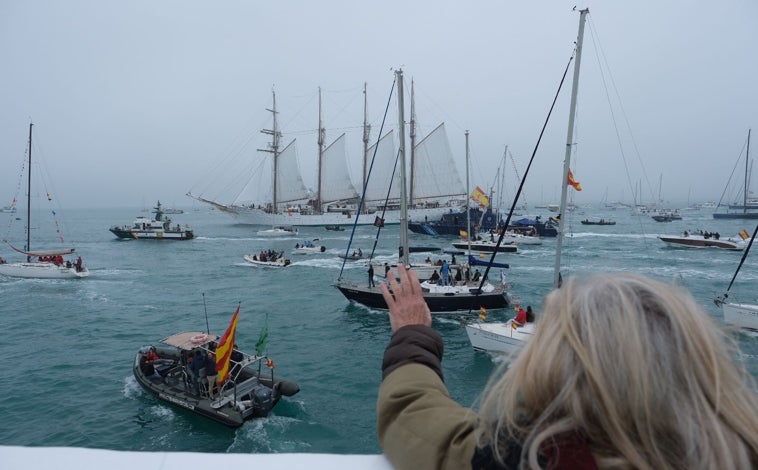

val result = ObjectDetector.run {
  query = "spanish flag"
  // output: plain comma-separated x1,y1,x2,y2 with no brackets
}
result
215,306,240,383
470,186,490,208
739,229,750,240
479,306,487,321
567,169,582,191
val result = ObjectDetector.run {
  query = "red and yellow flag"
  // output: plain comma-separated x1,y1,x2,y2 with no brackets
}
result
479,306,487,321
739,229,750,240
470,186,490,208
215,306,240,383
567,169,582,191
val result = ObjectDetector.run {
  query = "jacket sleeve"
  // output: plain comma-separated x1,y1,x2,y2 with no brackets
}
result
377,325,479,470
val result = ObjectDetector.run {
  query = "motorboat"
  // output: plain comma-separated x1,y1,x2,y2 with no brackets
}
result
580,218,616,225
110,201,194,240
292,240,326,254
256,226,298,237
659,230,746,251
243,254,291,267
133,327,299,428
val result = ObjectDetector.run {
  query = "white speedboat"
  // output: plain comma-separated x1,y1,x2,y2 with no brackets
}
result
256,226,298,237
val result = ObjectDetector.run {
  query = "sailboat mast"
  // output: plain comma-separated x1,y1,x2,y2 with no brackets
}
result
553,8,588,288
744,129,751,214
258,90,280,213
26,122,33,261
362,82,370,214
317,87,325,213
409,79,416,206
396,70,409,266
466,130,471,252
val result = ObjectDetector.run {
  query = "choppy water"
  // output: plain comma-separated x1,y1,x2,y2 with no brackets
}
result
0,206,756,454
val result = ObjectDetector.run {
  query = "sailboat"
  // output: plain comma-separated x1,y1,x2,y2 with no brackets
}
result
713,129,758,219
0,123,89,279
714,224,758,331
465,9,589,354
334,70,511,313
189,85,465,227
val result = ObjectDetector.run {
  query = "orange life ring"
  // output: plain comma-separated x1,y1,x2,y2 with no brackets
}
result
191,334,209,344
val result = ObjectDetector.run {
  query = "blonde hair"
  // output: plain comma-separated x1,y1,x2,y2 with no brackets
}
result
477,273,758,469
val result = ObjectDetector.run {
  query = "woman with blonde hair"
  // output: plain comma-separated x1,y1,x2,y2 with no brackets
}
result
377,266,758,469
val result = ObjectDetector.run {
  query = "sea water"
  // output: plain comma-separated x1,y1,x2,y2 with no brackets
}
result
0,207,756,454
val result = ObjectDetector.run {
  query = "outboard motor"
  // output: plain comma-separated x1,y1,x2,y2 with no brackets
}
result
252,387,274,417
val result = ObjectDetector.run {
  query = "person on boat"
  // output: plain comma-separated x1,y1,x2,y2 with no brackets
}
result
376,266,758,469
358,248,363,257
0,256,4,264
454,267,462,284
429,270,440,284
513,305,527,327
451,254,457,265
139,347,161,380
368,264,376,288
440,260,450,286
187,350,204,394
75,256,83,272
525,305,535,323
425,256,432,264
205,349,218,399
472,269,481,282
465,265,471,282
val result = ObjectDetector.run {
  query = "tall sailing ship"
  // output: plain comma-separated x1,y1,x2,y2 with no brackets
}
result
189,85,465,226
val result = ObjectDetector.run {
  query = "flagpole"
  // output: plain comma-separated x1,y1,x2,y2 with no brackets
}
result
202,293,210,334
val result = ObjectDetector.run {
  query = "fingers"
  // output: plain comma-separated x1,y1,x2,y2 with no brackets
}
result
380,282,395,310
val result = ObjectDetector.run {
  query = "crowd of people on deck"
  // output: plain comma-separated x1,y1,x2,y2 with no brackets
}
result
683,229,720,239
33,254,85,272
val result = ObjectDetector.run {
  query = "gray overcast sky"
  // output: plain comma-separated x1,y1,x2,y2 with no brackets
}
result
1,1,756,209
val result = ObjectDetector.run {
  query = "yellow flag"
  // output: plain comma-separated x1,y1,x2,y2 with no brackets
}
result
479,306,487,321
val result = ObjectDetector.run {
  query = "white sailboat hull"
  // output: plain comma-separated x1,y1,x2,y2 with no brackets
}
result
465,319,536,355
222,205,454,227
0,262,89,279
721,301,758,331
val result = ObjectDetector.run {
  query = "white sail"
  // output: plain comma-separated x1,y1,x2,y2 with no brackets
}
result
412,123,465,200
363,130,401,201
321,134,359,203
275,140,310,204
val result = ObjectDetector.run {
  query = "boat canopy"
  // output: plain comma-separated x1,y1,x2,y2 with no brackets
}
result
160,331,220,350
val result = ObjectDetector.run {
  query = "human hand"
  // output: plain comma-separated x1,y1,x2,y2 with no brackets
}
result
380,264,432,332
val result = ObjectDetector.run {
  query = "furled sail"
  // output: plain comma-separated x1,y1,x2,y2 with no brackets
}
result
363,130,401,202
412,123,465,200
321,134,359,203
